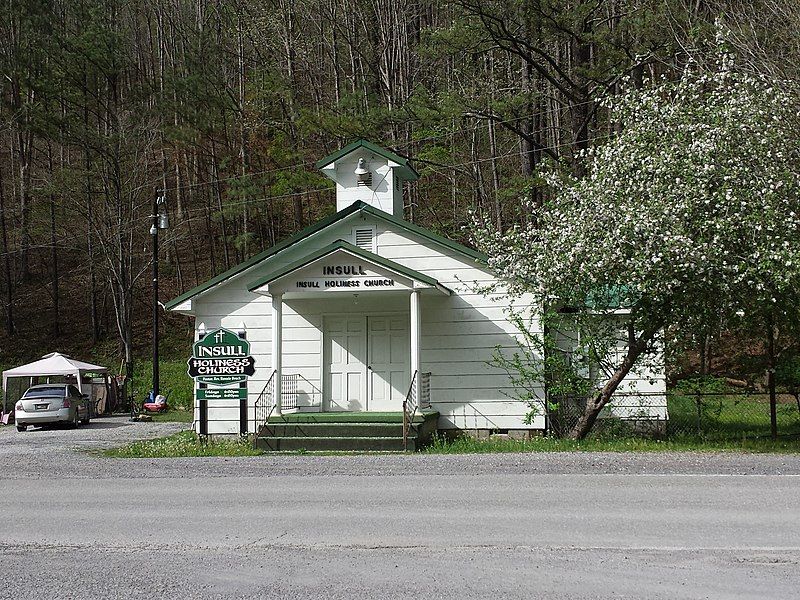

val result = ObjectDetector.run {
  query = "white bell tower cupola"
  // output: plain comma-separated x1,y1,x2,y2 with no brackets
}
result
316,139,420,218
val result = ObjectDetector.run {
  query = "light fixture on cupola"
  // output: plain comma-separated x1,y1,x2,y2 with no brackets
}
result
354,157,372,186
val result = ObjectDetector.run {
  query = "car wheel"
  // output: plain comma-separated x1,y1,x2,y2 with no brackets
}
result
16,424,27,432
81,412,90,426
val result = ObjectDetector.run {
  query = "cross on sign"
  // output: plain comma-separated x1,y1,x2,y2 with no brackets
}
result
214,331,225,343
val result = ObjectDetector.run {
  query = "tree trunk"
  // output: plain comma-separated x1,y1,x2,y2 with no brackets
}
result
767,313,777,440
46,144,60,337
49,193,60,337
16,128,33,281
210,139,230,270
0,167,14,335
237,11,249,257
293,196,305,229
569,322,660,440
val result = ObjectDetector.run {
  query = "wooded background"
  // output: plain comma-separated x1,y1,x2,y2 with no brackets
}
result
0,0,797,371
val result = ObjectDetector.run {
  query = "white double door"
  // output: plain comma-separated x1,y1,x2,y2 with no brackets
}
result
324,314,409,412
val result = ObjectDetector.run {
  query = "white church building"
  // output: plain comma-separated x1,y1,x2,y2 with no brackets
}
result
166,140,666,440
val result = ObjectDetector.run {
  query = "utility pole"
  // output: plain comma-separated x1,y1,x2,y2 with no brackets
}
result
151,189,169,397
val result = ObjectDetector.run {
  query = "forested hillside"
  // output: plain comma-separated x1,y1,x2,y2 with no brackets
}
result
0,0,797,373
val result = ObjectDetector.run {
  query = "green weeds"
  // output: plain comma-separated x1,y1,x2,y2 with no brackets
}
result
104,430,261,458
423,432,800,454
148,409,193,423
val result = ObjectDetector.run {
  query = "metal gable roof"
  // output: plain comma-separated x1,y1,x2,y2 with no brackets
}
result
315,139,420,181
164,201,486,311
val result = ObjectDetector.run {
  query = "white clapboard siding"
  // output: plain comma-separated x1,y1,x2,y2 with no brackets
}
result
438,413,546,430
613,378,665,394
432,399,543,414
430,374,523,390
195,219,360,304
420,319,527,337
429,294,538,312
418,360,507,377
425,333,533,351
610,359,667,421
605,399,668,420
191,301,271,318
431,389,539,404
282,354,322,370
422,305,521,323
423,346,525,363
197,422,241,435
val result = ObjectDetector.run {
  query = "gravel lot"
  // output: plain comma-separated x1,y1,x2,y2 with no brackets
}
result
1,417,799,599
2,415,800,479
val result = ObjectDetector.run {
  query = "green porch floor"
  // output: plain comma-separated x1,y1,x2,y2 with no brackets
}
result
267,410,438,424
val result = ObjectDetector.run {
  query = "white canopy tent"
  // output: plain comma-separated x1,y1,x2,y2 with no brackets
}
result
2,353,108,413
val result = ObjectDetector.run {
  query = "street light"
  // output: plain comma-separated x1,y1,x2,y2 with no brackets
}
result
151,189,168,397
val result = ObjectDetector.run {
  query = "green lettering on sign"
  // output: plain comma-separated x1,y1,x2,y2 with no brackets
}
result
188,328,255,404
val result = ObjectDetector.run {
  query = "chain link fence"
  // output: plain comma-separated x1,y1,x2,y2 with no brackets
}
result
545,390,800,440
666,391,800,440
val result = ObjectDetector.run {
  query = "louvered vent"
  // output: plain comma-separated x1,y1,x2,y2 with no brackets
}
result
354,227,374,251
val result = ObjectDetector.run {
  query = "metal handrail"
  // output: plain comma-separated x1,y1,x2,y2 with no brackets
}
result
419,372,431,408
253,372,326,444
253,370,277,440
402,370,419,451
280,373,324,410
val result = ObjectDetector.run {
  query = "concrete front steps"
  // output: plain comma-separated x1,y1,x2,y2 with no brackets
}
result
255,411,439,452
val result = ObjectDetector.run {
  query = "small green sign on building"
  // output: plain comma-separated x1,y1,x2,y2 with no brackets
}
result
187,328,255,401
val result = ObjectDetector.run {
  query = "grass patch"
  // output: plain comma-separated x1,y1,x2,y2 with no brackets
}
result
424,433,800,454
104,430,261,458
148,409,193,423
424,391,800,454
666,393,800,440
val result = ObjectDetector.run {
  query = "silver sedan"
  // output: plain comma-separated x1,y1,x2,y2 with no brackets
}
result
14,384,91,432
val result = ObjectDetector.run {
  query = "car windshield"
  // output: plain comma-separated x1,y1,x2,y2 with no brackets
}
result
23,386,66,398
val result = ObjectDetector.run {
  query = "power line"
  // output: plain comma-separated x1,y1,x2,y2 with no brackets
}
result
157,132,615,219
132,98,599,196
165,131,613,219
391,97,598,150
134,158,318,194
0,100,603,219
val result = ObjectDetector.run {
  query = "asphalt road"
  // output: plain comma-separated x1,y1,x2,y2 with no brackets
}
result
0,418,799,599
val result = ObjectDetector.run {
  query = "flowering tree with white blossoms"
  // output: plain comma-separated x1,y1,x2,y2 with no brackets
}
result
474,47,800,440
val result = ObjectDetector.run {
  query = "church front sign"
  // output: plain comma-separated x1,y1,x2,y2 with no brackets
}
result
287,261,405,293
187,328,255,400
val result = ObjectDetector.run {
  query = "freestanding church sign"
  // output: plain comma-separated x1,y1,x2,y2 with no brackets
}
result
188,327,254,435
188,328,255,396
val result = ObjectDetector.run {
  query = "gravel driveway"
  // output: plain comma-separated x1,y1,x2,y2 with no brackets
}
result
0,416,185,479
2,415,800,480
